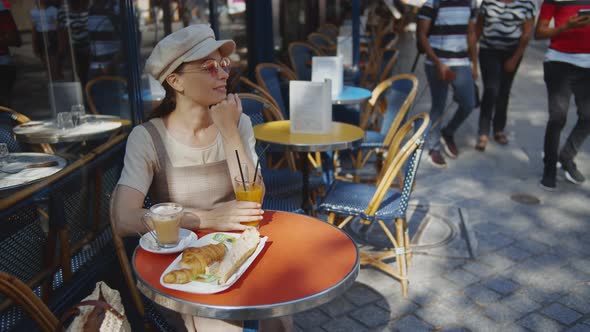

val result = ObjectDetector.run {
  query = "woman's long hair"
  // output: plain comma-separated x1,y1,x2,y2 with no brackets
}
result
148,64,185,120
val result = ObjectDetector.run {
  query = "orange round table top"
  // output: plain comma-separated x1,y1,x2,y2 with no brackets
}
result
133,211,359,320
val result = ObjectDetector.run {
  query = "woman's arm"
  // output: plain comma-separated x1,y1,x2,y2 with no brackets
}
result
111,185,150,236
112,185,261,236
210,94,257,188
505,18,534,73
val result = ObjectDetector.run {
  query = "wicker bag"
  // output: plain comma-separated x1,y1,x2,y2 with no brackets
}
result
62,281,131,332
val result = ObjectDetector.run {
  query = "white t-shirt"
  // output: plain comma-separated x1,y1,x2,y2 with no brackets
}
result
118,114,258,196
30,7,58,32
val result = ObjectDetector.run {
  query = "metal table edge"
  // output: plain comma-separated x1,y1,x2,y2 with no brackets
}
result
132,222,360,320
255,137,363,153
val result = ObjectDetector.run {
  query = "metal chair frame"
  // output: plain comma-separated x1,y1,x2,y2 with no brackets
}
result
0,272,60,332
287,41,322,81
321,113,430,296
0,133,128,331
355,74,419,174
85,75,128,115
307,32,337,56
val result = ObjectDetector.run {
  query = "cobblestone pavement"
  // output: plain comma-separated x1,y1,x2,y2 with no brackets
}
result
293,35,590,332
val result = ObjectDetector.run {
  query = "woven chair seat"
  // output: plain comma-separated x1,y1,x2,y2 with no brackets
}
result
318,180,404,221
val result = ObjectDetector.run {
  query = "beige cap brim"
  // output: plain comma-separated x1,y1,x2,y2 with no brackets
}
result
159,39,236,83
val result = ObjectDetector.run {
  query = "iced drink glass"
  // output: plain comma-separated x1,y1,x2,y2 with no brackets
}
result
234,176,263,228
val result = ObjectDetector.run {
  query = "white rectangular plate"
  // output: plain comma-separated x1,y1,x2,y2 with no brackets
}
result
160,232,268,294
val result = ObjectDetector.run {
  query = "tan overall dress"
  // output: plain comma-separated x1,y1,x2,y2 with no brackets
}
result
143,121,235,210
142,122,242,331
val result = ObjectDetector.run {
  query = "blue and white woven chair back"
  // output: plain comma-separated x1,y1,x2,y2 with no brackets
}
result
87,76,131,119
288,42,321,81
257,65,289,119
377,75,418,139
397,116,430,215
361,113,430,247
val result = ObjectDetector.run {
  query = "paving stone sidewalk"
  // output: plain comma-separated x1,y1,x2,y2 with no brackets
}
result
293,35,590,332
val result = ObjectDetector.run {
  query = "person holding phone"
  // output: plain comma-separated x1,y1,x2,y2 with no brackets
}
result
535,0,590,190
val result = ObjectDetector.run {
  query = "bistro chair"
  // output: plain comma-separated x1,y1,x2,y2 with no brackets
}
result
51,133,127,283
0,106,54,154
254,63,324,172
353,74,418,179
0,272,60,332
360,48,400,89
237,78,298,171
50,81,84,114
317,23,339,40
255,62,296,120
307,32,337,56
239,93,323,205
238,77,282,115
288,42,322,81
318,113,430,296
85,75,131,119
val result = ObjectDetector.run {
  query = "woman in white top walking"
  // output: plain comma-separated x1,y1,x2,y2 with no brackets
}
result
475,0,536,151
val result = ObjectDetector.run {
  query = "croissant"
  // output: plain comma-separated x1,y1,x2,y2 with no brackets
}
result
163,243,226,284
163,269,193,284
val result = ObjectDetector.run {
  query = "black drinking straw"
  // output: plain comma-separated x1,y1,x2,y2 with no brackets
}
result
235,150,247,191
253,144,270,183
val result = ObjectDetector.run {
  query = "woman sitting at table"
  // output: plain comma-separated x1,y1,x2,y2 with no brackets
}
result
112,24,289,332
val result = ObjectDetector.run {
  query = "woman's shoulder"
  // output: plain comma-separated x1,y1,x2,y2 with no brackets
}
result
129,122,155,144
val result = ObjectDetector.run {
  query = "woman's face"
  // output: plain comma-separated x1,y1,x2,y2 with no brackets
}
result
175,50,230,106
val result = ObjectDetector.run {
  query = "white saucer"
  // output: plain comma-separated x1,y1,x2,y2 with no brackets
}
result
139,228,198,254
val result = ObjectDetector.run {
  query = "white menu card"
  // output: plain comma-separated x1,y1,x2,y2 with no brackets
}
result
289,80,332,134
337,36,353,67
312,56,343,99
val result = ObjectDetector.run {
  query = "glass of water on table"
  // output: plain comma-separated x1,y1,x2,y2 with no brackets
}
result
70,104,86,126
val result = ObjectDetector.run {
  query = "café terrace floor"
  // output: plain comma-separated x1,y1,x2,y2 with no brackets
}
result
9,25,590,331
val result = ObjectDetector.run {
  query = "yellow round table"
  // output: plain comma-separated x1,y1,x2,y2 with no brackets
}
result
254,121,365,213
253,121,365,152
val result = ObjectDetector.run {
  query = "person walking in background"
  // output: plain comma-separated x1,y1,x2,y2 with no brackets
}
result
0,0,21,106
536,0,590,190
58,0,90,85
417,0,479,168
30,0,63,80
87,0,122,78
475,0,536,151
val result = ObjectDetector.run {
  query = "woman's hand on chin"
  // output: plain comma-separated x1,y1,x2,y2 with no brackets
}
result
209,94,243,137
201,200,263,231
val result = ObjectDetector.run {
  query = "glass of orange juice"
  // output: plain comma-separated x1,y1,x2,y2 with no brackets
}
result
234,176,263,228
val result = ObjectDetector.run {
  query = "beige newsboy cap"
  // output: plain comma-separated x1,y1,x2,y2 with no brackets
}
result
145,24,235,83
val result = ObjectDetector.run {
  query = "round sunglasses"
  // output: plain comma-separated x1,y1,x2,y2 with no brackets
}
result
178,57,231,77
